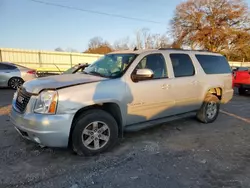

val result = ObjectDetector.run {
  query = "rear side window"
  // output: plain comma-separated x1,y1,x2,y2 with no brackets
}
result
170,54,195,77
195,55,231,74
0,64,16,70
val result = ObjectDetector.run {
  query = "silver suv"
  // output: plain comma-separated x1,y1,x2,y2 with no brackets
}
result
10,48,234,156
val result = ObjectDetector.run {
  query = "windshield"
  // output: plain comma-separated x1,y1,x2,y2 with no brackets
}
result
84,53,137,78
238,67,249,71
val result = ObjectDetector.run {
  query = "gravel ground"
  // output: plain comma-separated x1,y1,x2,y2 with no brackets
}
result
0,89,250,188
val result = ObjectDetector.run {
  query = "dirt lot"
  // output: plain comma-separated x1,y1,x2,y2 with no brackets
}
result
0,89,250,188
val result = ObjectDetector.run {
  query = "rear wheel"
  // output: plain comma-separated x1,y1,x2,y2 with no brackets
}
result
71,109,118,156
238,88,246,95
8,77,24,89
196,94,220,123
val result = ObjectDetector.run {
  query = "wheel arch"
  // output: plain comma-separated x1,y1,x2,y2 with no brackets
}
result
206,87,223,100
68,102,124,147
8,76,24,88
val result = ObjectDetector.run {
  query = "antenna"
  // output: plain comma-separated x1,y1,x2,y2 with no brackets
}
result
133,47,138,51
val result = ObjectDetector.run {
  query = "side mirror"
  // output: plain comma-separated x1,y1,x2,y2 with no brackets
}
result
132,68,154,82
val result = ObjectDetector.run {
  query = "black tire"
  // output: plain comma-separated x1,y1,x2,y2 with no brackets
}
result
8,77,24,89
196,94,220,123
71,109,118,156
238,88,246,95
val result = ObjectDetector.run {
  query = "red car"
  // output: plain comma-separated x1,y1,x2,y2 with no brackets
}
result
233,67,250,95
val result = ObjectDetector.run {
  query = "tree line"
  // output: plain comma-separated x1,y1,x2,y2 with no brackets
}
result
84,28,171,54
56,0,250,62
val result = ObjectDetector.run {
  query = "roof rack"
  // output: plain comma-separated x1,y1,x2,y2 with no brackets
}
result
158,48,183,50
158,48,210,52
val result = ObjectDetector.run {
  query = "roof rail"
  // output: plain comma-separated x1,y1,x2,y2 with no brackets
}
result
158,48,211,52
158,48,184,50
195,50,210,52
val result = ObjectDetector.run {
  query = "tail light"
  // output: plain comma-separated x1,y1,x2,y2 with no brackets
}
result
27,70,36,74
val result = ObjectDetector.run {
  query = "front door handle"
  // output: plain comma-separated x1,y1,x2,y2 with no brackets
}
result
192,80,198,85
162,84,170,89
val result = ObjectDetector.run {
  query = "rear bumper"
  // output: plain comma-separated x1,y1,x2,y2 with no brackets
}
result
221,89,234,104
9,107,74,147
234,83,250,89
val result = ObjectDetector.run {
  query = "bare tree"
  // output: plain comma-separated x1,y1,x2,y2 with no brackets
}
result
135,29,143,49
88,37,104,49
85,37,113,54
134,28,171,49
54,47,64,52
171,0,250,52
113,37,130,50
152,34,171,48
65,48,78,53
141,28,151,49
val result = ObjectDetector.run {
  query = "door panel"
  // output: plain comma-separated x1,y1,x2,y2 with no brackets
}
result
168,77,203,113
0,64,19,87
0,71,10,86
126,79,175,125
125,53,175,125
169,53,203,113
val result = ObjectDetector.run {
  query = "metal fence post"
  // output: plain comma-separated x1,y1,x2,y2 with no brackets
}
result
70,54,73,67
38,52,42,67
0,49,2,62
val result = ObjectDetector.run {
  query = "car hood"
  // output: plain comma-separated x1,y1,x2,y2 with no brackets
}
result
23,74,108,94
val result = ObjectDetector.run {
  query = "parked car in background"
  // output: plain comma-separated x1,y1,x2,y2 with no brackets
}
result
0,62,37,89
35,63,90,78
233,68,250,95
232,66,249,74
10,49,233,156
62,63,90,74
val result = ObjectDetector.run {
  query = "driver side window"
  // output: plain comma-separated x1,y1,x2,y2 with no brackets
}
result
135,54,168,79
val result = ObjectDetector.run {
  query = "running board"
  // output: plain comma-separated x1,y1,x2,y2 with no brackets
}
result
124,112,197,132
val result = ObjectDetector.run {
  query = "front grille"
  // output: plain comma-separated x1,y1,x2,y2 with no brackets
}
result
15,87,32,113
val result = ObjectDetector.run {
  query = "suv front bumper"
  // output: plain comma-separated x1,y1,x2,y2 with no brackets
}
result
10,108,74,147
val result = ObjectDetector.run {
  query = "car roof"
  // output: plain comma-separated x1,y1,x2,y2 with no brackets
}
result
0,62,31,69
0,62,16,65
108,48,221,56
108,49,154,55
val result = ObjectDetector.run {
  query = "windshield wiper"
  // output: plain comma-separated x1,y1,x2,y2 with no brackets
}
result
87,71,108,78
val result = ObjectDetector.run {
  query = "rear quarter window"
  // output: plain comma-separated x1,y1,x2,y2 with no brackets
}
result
195,55,231,74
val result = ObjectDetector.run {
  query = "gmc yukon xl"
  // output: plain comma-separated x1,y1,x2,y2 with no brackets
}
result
10,48,234,156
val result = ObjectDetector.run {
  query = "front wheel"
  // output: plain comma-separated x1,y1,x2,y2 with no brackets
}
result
8,77,24,89
71,109,118,156
196,94,220,123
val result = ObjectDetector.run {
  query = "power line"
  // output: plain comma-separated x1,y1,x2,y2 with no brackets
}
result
27,0,165,24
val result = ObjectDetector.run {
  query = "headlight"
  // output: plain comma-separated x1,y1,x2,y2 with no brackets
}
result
34,90,58,114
